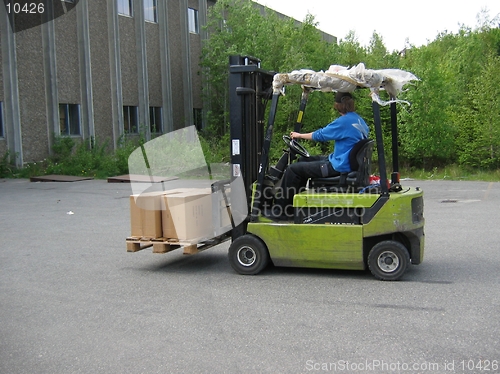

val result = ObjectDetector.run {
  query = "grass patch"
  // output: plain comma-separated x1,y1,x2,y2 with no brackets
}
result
400,165,500,182
1,136,139,179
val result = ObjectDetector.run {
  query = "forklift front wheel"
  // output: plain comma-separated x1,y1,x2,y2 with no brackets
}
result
367,240,410,281
228,234,270,275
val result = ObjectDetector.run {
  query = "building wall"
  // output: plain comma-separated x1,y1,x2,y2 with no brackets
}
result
189,0,202,110
190,31,202,110
0,26,3,96
0,0,210,164
0,22,5,158
16,26,47,162
55,9,80,104
88,1,113,144
168,0,184,129
146,23,162,108
119,16,139,107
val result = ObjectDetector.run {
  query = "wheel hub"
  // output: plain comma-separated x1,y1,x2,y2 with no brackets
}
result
237,246,256,267
377,251,399,273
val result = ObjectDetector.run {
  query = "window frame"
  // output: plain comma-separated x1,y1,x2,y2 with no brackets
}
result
144,0,158,23
117,0,133,17
193,108,203,131
188,8,199,34
149,106,163,134
123,106,139,134
59,103,81,136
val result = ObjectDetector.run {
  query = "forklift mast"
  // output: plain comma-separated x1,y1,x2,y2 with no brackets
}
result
228,56,274,237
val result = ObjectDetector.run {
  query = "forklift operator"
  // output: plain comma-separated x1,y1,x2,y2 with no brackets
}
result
272,91,369,219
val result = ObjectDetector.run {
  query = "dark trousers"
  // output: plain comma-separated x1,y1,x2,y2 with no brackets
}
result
274,156,340,213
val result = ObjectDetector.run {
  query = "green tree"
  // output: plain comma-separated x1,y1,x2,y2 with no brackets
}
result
201,0,342,152
334,31,367,67
398,42,457,168
455,53,500,168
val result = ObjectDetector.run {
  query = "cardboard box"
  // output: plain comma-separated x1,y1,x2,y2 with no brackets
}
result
130,195,142,237
129,190,184,238
217,193,232,229
130,192,164,238
162,189,213,241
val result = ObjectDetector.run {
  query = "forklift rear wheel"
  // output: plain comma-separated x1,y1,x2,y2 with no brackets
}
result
228,234,270,275
367,240,410,281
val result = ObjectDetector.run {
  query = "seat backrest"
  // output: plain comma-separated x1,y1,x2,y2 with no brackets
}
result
352,139,374,186
349,138,372,171
309,138,374,191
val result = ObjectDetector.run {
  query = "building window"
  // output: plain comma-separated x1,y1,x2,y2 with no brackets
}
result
59,104,81,136
193,108,202,131
0,101,4,138
144,0,157,23
188,8,199,34
149,107,162,134
117,0,133,17
123,106,139,134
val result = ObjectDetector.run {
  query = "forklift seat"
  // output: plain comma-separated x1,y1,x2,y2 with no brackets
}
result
309,138,374,191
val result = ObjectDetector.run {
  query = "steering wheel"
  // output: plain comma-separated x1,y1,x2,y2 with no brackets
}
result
282,135,310,158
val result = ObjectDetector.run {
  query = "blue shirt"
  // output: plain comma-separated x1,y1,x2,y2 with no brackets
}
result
312,112,369,172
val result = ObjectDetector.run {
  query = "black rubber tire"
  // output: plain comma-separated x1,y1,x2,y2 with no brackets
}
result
228,234,270,275
367,240,410,281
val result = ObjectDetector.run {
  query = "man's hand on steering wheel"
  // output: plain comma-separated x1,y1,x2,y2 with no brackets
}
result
283,134,310,158
290,131,313,141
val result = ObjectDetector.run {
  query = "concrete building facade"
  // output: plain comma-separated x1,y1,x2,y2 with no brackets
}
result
0,0,214,167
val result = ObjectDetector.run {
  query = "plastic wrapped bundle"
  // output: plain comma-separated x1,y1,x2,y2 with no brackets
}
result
272,63,418,105
272,69,357,93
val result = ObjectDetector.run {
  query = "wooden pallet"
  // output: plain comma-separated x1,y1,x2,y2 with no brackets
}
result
126,236,201,255
126,234,231,256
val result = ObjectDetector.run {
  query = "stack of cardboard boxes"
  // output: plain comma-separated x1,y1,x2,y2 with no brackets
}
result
129,188,231,242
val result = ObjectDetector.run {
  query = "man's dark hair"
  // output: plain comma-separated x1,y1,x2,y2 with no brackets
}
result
334,92,355,114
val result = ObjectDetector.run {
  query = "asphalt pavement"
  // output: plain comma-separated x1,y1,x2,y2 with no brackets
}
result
1,177,499,373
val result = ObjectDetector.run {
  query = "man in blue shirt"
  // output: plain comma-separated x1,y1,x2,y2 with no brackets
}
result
272,91,369,219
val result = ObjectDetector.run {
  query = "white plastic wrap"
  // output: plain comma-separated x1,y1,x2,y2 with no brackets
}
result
272,69,357,93
272,63,418,105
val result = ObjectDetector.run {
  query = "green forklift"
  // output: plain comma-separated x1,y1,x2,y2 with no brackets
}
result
227,55,424,281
